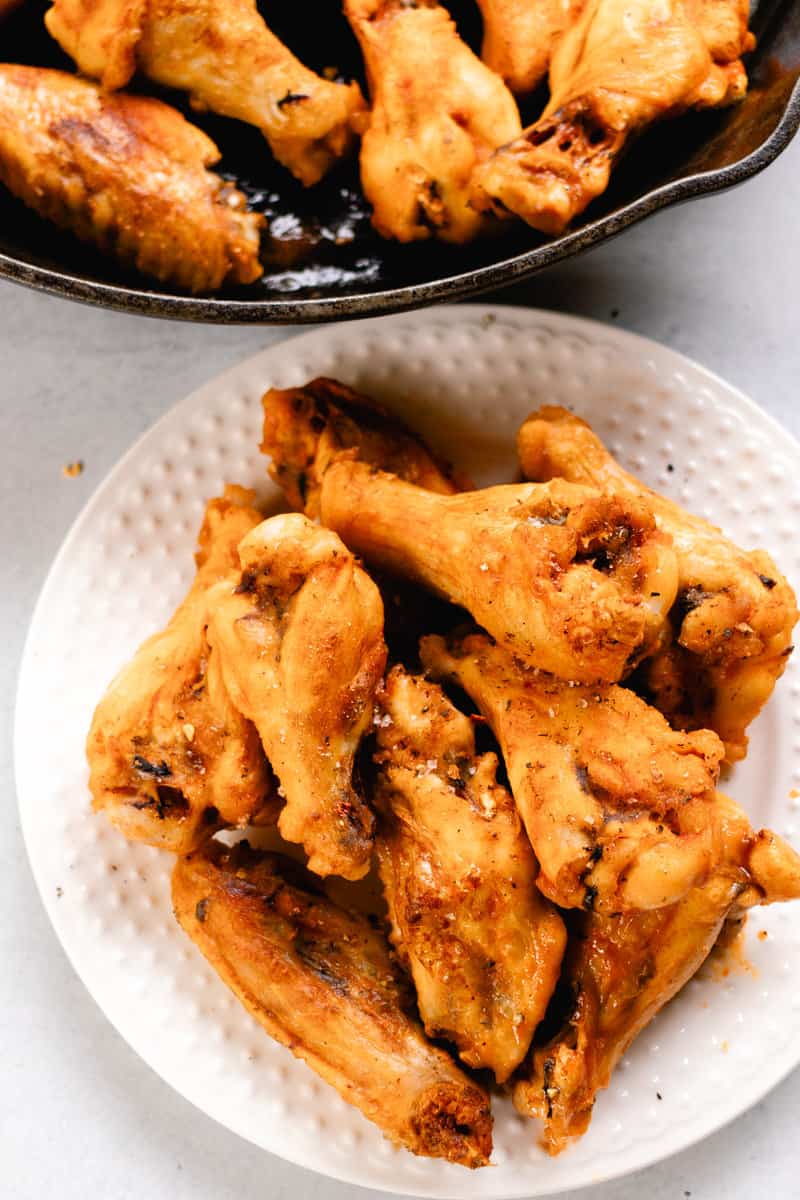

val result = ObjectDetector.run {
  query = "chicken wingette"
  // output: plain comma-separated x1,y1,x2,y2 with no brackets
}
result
517,405,798,761
374,666,566,1082
319,458,678,684
46,0,366,185
208,513,386,880
513,793,800,1152
0,65,262,292
173,841,493,1166
476,0,577,96
421,630,724,914
260,376,467,519
87,486,275,853
471,0,753,234
343,0,521,241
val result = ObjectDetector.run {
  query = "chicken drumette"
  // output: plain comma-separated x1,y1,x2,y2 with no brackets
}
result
471,0,753,234
87,486,275,854
421,630,725,914
260,376,467,518
173,841,493,1165
46,0,366,185
517,406,798,761
476,0,577,96
208,514,386,880
374,666,566,1082
319,458,678,684
0,66,262,292
513,793,800,1152
343,0,521,242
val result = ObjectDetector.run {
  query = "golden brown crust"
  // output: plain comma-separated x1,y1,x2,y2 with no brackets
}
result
320,459,678,684
172,841,493,1166
208,513,386,880
261,377,468,518
476,0,577,95
517,405,798,760
374,666,566,1081
87,486,276,854
0,65,263,292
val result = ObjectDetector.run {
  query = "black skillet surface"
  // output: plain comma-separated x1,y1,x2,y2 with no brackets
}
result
1,0,799,322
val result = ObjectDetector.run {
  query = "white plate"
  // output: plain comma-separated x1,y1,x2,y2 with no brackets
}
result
15,306,800,1198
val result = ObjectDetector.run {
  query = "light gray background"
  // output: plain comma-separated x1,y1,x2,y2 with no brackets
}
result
2,138,799,1200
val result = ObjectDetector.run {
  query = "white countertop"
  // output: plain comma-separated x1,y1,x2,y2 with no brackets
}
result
2,137,799,1200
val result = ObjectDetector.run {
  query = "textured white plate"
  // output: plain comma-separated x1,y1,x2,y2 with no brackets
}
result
15,306,800,1198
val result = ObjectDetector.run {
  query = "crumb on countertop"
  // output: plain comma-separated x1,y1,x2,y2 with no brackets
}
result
62,460,84,478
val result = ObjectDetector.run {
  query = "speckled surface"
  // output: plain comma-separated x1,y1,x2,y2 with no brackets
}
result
3,137,800,1200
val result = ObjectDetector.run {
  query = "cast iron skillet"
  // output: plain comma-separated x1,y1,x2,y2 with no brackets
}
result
1,0,799,323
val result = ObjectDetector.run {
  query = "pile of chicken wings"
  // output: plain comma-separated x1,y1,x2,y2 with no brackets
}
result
0,0,754,290
85,376,800,1165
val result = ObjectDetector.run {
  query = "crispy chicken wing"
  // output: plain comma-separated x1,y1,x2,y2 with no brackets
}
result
476,0,577,96
207,513,386,880
421,630,724,914
343,0,521,242
260,377,467,518
374,666,566,1082
0,65,262,292
471,0,753,234
513,793,800,1152
319,458,678,684
87,486,276,853
173,841,493,1165
517,406,798,761
46,0,366,185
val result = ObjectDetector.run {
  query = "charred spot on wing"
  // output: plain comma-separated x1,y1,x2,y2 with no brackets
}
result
277,91,310,108
195,897,209,922
132,754,171,778
295,938,350,997
758,573,777,590
234,570,257,595
673,586,712,626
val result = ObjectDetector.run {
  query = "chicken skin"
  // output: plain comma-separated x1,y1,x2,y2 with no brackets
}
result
517,406,798,761
260,377,467,519
374,666,566,1082
471,0,753,234
87,486,275,854
343,0,521,242
0,66,262,292
319,458,678,684
208,514,386,880
421,630,725,914
476,0,576,96
173,841,493,1166
46,0,366,186
513,793,800,1153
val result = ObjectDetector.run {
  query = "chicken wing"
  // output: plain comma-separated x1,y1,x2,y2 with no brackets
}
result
0,65,262,292
319,458,678,684
421,630,724,914
517,406,798,761
513,793,800,1153
471,0,753,234
374,665,566,1082
343,0,521,242
173,841,493,1165
45,0,366,186
260,376,467,518
87,486,276,854
207,513,386,880
476,0,577,96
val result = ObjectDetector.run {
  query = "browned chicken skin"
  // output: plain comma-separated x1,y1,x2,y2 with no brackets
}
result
517,406,798,761
421,630,725,914
87,486,276,854
343,0,521,241
260,377,467,518
173,841,493,1166
374,666,566,1082
46,0,366,185
0,65,262,292
208,514,386,880
476,0,577,95
320,458,678,684
513,793,800,1153
471,0,753,234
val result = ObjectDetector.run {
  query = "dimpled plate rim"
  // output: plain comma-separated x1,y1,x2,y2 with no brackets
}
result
14,306,800,1199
